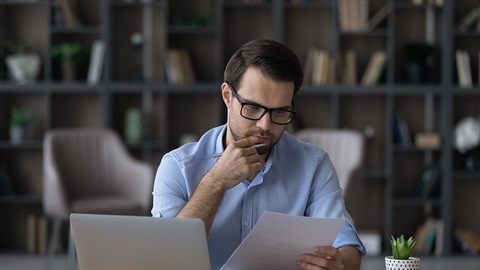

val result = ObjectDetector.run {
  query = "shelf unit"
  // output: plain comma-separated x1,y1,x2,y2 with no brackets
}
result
1,0,479,255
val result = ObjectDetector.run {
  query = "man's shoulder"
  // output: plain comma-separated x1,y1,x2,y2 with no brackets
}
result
168,125,224,162
279,131,327,158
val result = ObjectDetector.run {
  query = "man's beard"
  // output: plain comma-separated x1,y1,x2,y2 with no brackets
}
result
227,116,279,155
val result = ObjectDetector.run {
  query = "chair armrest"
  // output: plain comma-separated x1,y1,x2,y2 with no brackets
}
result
114,158,154,213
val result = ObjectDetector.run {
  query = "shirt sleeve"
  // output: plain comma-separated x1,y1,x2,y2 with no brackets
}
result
306,151,366,256
151,152,188,218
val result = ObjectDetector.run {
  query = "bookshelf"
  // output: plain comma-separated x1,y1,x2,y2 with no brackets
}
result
1,0,479,255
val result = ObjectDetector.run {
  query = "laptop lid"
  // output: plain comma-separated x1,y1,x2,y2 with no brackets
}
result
70,213,211,270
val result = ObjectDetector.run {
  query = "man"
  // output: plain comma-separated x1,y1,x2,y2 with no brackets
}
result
152,39,365,270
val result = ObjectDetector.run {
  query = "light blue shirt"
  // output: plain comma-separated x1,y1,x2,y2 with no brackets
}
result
152,125,366,270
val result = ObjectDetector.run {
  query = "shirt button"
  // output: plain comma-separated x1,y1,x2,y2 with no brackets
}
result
243,220,249,227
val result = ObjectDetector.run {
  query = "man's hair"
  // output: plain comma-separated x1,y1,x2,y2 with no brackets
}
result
224,39,303,96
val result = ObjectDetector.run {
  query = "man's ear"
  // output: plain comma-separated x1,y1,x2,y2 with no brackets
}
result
221,83,233,109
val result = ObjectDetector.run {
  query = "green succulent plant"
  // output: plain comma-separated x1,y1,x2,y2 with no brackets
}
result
51,41,89,63
390,235,416,260
10,107,34,128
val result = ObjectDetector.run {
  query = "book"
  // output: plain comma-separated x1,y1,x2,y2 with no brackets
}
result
455,228,480,255
59,0,78,29
456,50,466,87
338,0,369,32
87,40,105,85
37,216,48,255
164,49,177,85
392,111,411,146
177,49,196,84
414,132,441,149
455,50,472,88
361,51,387,86
411,0,423,6
164,49,196,85
312,49,331,86
341,49,357,85
434,219,444,256
412,166,439,198
367,4,391,32
413,217,438,256
303,46,317,84
27,215,36,254
456,7,480,33
337,0,350,32
462,50,472,87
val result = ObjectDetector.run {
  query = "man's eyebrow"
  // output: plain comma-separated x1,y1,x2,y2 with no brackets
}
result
242,99,292,110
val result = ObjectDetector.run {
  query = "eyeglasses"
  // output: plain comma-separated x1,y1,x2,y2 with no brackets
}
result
228,83,296,125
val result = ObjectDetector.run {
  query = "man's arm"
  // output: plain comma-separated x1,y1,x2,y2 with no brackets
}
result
176,173,225,234
297,245,361,270
176,138,265,234
338,245,361,270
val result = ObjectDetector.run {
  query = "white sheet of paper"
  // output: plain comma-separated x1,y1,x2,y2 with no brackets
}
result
220,211,344,270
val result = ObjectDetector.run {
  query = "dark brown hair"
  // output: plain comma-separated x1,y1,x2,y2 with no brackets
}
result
224,39,303,96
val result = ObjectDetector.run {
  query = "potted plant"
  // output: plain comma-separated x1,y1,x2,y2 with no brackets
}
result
10,107,34,145
405,42,434,84
385,235,420,270
51,41,89,81
4,41,41,84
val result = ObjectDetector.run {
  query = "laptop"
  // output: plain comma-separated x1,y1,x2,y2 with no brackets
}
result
70,213,211,270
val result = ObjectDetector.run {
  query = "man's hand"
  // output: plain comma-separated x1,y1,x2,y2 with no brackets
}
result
297,245,360,270
208,138,265,189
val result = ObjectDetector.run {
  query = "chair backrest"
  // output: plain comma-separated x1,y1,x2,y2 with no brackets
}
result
43,128,153,218
295,128,364,195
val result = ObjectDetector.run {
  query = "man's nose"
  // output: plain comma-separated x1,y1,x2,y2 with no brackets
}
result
256,111,273,130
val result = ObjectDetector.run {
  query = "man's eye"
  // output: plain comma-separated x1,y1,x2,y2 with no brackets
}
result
273,110,287,116
245,104,261,111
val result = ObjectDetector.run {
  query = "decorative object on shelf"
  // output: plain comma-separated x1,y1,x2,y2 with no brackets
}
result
87,40,106,85
130,32,144,81
454,116,480,170
385,235,419,270
9,107,34,145
405,42,433,84
124,108,143,144
4,41,41,84
51,41,89,81
414,132,441,149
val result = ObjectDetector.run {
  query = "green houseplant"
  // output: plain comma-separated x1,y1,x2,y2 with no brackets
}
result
385,235,420,270
4,41,41,83
51,41,89,81
10,107,34,145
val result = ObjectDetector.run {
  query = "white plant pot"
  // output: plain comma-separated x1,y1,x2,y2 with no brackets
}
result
10,126,25,145
5,53,41,83
385,256,420,270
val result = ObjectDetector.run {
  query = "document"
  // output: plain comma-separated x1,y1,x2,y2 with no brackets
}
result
220,211,344,270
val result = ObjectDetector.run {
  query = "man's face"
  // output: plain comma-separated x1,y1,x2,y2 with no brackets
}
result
222,67,295,156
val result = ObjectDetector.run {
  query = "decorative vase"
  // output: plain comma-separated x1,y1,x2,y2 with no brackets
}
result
124,108,142,144
62,61,77,81
385,256,420,270
5,53,41,83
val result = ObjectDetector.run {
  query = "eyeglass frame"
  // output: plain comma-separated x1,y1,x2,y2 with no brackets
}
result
227,83,296,125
